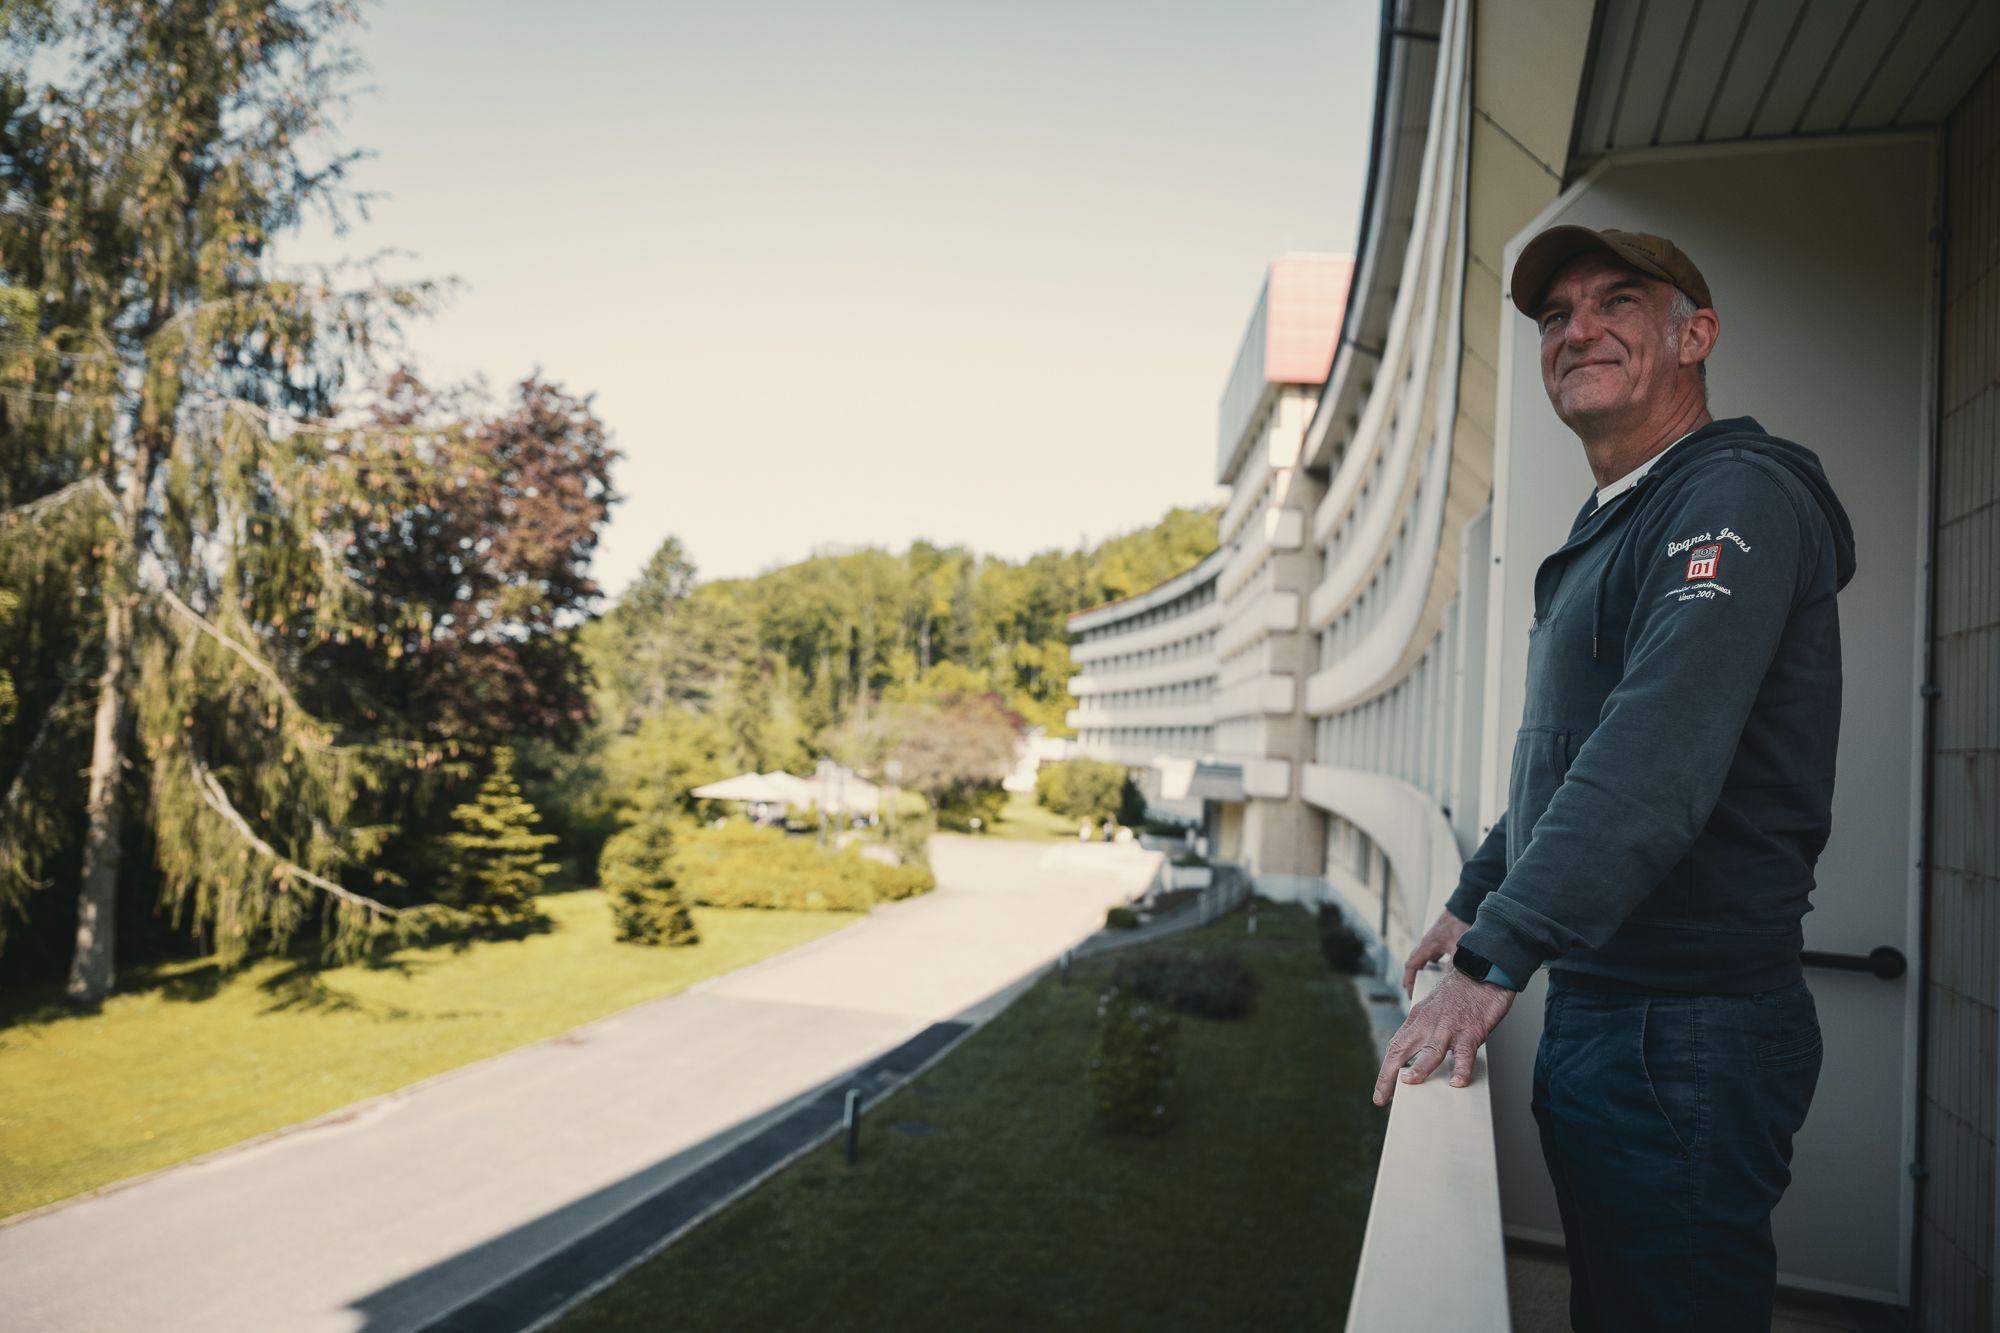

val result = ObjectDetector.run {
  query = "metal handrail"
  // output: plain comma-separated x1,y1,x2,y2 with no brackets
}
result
1801,946,1907,979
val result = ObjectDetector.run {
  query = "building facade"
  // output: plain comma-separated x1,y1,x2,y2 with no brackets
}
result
1070,256,1351,859
1071,1,2000,1326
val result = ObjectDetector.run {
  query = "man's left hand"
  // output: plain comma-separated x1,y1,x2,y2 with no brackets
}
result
1371,965,1517,1106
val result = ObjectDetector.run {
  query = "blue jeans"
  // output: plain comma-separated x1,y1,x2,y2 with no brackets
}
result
1532,975,1823,1331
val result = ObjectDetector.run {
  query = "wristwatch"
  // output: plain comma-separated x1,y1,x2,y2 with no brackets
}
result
1451,944,1510,987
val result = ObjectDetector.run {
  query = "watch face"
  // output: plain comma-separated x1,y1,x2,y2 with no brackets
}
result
1454,948,1491,981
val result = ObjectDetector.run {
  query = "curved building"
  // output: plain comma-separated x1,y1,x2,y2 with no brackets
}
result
1074,0,2000,1324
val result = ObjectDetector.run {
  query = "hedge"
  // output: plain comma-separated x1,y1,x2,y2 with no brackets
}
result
669,822,935,912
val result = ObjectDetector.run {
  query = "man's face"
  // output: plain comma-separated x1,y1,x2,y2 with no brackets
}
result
1534,252,1690,430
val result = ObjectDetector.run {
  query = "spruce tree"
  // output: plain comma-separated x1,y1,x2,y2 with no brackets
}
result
439,748,555,929
601,801,697,947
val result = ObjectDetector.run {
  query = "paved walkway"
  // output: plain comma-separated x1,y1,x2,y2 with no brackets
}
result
0,836,1159,1333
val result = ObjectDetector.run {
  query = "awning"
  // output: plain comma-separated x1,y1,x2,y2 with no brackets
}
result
1150,756,1246,804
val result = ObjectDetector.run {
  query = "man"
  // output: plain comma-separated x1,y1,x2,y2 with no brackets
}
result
1370,227,1856,1329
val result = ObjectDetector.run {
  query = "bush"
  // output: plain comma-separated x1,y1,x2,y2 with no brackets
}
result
870,861,936,903
669,822,937,911
438,747,556,931
1088,987,1178,1135
934,782,1005,832
601,806,699,947
1036,758,1143,826
1116,948,1258,1020
1316,904,1371,974
885,802,935,870
1171,851,1209,868
1105,905,1140,930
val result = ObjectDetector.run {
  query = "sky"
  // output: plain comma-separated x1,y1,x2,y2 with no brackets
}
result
290,0,1382,593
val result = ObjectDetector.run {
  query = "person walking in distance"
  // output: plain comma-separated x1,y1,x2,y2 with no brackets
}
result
1371,226,1856,1330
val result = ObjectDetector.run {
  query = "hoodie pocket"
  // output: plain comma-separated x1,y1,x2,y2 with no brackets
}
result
1507,727,1577,855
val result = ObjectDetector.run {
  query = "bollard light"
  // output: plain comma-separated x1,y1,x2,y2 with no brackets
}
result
843,1088,861,1165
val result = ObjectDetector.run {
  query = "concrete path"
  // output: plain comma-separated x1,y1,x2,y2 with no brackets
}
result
0,836,1159,1333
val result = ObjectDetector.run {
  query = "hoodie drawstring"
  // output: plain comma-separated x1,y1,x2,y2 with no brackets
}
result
1591,480,1649,661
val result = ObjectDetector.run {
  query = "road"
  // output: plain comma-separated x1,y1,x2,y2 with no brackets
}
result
0,835,1159,1333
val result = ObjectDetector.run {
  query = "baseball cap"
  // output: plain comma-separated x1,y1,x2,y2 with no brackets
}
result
1510,226,1713,317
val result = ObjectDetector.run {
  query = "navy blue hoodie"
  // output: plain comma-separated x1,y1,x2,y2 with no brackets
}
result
1446,416,1857,994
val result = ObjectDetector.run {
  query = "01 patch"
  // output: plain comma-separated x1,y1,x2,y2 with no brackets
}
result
1684,544,1721,581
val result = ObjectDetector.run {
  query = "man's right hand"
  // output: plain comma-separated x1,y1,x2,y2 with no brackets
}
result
1402,908,1472,998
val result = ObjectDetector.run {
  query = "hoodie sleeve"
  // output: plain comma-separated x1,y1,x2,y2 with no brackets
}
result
1455,459,1818,983
1444,818,1507,924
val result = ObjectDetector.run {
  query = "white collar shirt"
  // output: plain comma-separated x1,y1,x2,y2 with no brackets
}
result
1595,429,1696,511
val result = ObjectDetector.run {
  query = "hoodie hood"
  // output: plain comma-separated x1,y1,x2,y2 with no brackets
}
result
1577,416,1857,662
1643,416,1858,590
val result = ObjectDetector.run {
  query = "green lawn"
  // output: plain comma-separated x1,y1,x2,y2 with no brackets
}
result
986,788,1085,842
0,892,853,1219
562,903,1386,1332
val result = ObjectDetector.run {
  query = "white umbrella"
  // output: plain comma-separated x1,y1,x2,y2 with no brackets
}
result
758,771,816,806
690,772,797,803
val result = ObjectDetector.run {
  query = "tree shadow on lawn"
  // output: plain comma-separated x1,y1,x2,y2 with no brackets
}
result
0,911,554,1033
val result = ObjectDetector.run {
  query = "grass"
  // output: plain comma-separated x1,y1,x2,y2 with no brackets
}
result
0,892,854,1220
561,902,1387,1332
986,788,1086,842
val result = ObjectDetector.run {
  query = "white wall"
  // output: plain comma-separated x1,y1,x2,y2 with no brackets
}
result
1484,133,1933,1301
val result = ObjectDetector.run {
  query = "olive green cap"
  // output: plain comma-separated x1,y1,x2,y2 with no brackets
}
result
1510,225,1713,317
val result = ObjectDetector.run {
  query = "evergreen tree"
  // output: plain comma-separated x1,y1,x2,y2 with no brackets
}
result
438,748,556,929
0,589,15,730
600,802,697,948
0,0,452,998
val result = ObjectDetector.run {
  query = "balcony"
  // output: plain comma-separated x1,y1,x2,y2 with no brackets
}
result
1213,588,1301,663
1065,702,1214,732
1068,602,1220,665
1067,653,1217,697
1212,672,1295,723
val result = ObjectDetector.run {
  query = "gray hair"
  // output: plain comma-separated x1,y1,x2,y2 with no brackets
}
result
1666,287,1709,390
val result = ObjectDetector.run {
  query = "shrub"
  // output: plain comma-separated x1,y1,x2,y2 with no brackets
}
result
1316,904,1371,974
1171,851,1208,868
1089,987,1178,1136
934,782,1005,832
1105,905,1140,930
669,822,937,911
1116,948,1258,1020
885,802,935,870
870,862,936,903
438,747,556,930
1036,758,1142,826
601,806,699,947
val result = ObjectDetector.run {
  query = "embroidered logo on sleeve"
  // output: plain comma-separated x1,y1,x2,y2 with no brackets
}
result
1664,529,1748,602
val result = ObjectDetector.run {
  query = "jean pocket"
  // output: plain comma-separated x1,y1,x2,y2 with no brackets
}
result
1755,1029,1823,1069
1639,1000,1697,1159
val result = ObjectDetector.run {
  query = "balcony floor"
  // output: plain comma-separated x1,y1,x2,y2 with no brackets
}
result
1505,1238,1911,1332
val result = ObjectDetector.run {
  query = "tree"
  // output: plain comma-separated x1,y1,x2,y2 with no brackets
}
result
887,692,1020,831
1036,758,1136,826
0,589,15,730
582,538,750,735
438,747,555,929
0,0,462,1000
718,658,810,775
601,803,697,947
313,369,618,749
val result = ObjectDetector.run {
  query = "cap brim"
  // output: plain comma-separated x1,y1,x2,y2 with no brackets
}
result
1509,225,1678,317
